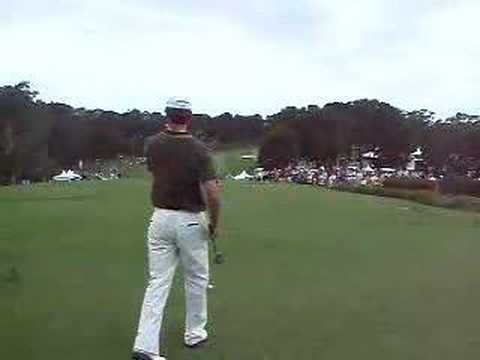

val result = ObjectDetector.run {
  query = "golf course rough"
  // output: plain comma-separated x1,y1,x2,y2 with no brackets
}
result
1,179,480,360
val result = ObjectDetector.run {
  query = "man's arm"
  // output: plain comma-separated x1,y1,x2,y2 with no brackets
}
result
144,135,155,172
200,180,222,238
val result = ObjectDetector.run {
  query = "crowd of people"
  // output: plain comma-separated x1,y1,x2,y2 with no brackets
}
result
250,159,439,187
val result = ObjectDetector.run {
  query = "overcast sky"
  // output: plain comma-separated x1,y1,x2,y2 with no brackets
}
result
1,0,479,117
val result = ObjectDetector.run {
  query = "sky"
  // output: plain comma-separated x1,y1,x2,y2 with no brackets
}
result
1,0,479,117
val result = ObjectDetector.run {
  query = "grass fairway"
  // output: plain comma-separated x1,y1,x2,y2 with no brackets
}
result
214,147,257,178
1,179,480,360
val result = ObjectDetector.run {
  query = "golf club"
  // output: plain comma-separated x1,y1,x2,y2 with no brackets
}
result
211,236,225,265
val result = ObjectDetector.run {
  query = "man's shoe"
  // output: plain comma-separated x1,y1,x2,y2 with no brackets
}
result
184,337,208,349
132,351,166,360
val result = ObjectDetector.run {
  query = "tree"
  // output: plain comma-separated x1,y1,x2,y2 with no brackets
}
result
257,99,438,168
2,81,480,184
0,82,44,183
259,126,300,169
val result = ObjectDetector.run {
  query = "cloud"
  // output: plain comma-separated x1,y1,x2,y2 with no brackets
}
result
0,0,478,117
306,0,480,115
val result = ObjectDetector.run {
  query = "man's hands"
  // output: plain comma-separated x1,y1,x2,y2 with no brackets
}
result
209,223,225,265
209,223,218,240
201,179,221,240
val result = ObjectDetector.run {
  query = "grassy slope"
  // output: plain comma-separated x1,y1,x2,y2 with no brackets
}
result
1,180,480,360
213,147,257,178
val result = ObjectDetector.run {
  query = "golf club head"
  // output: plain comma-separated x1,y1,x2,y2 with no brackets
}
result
214,251,225,265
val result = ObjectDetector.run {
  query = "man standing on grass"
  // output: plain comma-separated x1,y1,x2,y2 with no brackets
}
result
132,97,221,360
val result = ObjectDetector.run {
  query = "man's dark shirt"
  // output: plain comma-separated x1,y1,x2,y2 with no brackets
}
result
145,130,216,212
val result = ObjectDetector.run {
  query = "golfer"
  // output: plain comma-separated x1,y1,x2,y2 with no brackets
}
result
132,97,221,360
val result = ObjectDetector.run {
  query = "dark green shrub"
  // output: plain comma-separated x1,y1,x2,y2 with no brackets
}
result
383,177,436,191
439,176,480,197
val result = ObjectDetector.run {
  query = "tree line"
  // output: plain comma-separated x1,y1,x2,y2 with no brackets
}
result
259,100,480,174
1,82,479,185
0,82,265,184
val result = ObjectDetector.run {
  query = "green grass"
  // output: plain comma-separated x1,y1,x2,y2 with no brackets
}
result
213,147,257,178
1,179,480,360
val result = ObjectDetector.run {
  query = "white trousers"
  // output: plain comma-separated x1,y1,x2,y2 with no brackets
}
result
133,208,210,356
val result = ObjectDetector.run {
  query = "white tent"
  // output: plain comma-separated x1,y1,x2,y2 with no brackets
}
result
380,167,396,173
362,151,379,159
52,170,82,182
411,147,423,157
253,167,268,181
363,165,375,173
406,160,416,171
233,170,254,180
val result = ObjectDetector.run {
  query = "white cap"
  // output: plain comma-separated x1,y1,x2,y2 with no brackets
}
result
166,97,192,111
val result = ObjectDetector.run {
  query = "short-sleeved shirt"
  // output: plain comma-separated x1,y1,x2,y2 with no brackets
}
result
145,130,217,212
